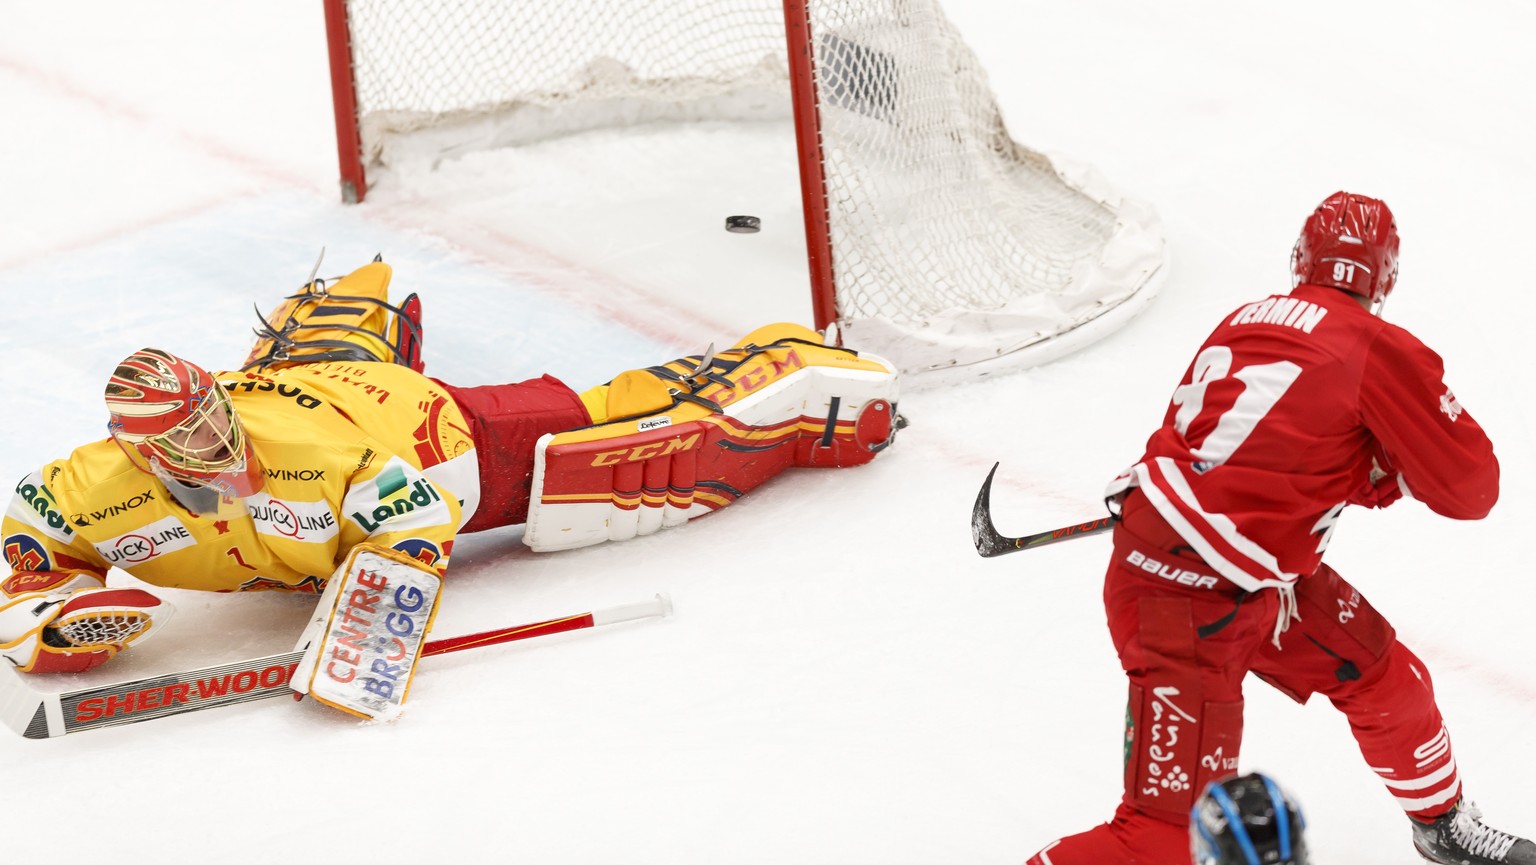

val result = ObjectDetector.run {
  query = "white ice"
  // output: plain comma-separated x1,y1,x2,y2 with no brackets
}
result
1,2,1532,863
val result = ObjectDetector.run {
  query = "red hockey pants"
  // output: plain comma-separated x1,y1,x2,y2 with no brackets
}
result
439,375,592,533
1027,493,1459,865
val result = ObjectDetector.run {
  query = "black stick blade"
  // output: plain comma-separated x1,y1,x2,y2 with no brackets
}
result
972,462,1014,557
972,462,1116,558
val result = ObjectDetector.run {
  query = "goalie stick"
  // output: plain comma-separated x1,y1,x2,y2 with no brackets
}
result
1,593,672,740
971,462,1114,558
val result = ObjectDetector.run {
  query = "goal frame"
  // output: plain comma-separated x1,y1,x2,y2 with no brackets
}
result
323,0,842,329
321,0,1166,380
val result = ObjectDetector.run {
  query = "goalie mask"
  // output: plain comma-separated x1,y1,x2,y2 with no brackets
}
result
105,348,263,515
1191,773,1309,865
1291,190,1400,308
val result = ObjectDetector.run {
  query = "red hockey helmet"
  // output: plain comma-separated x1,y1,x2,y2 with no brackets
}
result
1291,191,1400,305
105,348,263,506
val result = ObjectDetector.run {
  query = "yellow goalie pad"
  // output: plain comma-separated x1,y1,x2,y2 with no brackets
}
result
243,257,424,372
524,323,903,552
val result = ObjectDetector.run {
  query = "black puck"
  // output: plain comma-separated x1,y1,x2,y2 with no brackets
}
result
725,215,761,233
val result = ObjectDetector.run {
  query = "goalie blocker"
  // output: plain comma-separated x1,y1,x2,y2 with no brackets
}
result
525,323,902,551
290,544,443,719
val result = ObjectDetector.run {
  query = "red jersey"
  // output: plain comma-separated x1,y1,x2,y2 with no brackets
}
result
1109,283,1498,590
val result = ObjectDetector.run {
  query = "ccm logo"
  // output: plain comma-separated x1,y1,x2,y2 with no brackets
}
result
591,433,702,467
1126,549,1219,589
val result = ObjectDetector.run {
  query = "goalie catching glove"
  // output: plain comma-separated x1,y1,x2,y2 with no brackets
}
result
0,571,173,674
289,543,443,720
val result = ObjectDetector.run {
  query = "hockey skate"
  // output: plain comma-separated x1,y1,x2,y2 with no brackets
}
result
1413,800,1536,865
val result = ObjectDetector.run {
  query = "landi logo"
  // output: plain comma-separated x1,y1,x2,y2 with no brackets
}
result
348,464,445,533
13,475,74,541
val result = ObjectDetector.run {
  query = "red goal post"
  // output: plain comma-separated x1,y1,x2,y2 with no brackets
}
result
323,0,1165,381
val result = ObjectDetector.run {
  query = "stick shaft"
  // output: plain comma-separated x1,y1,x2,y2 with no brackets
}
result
3,594,671,739
420,594,670,657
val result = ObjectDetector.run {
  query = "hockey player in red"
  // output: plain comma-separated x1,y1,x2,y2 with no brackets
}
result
0,258,901,687
1025,193,1533,865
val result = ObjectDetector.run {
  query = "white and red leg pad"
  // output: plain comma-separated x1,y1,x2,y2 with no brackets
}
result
523,329,901,552
290,544,443,720
0,574,173,674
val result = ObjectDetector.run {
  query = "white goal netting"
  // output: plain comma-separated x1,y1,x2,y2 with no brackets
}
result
336,0,1165,379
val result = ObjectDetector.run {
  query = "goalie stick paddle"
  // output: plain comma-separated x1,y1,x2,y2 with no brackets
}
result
1,593,672,740
971,462,1115,558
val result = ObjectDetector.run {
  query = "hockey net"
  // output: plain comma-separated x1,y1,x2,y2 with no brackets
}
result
325,0,1165,381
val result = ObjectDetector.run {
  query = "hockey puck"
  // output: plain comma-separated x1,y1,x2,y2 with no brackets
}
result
725,215,761,233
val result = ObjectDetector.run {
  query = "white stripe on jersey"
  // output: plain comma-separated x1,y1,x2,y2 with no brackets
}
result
1137,458,1297,589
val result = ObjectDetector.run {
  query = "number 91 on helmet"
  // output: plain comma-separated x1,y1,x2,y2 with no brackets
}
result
1291,190,1401,310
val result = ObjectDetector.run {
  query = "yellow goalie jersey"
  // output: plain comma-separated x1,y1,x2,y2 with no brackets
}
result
2,362,477,594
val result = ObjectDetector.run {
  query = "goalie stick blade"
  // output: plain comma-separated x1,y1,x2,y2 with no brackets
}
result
1,667,57,739
2,651,302,739
2,594,673,739
971,462,1116,558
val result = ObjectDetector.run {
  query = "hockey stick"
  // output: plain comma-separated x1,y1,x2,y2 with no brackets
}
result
971,462,1115,558
1,593,672,740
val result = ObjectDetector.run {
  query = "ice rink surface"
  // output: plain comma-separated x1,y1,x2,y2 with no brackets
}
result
1,2,1532,862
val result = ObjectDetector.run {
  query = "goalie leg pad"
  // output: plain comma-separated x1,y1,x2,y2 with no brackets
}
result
290,544,443,720
243,259,425,371
523,324,901,551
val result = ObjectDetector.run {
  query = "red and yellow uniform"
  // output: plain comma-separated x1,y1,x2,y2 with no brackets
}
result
3,361,482,593
1,257,900,679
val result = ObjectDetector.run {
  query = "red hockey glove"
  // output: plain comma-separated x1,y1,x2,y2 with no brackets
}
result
1347,473,1403,509
0,572,174,674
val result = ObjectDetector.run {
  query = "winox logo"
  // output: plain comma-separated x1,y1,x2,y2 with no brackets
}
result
72,489,157,527
93,516,196,566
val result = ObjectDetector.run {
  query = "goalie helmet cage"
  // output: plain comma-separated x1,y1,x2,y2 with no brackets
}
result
322,0,1166,381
